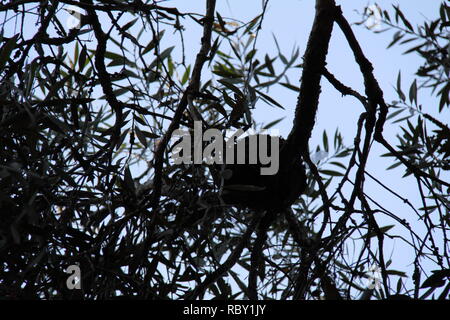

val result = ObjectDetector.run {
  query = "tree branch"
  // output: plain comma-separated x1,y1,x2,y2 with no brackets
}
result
283,0,338,164
184,216,259,300
148,0,216,216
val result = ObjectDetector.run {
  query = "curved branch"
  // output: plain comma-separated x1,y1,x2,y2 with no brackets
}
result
85,1,124,153
283,0,338,163
334,8,450,189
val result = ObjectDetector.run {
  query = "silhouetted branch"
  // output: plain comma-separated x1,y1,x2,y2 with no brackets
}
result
283,0,338,164
184,216,259,300
149,0,217,218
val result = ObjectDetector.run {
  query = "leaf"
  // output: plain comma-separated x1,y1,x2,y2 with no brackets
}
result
438,82,449,112
0,34,18,70
141,131,160,139
272,33,281,53
264,54,275,75
396,71,406,101
280,82,300,92
111,87,129,97
263,117,284,130
122,18,138,31
319,170,343,177
323,130,329,152
218,79,243,97
142,30,165,55
116,128,130,150
134,126,148,148
386,108,404,121
386,270,407,277
335,149,352,158
133,114,147,126
222,91,236,109
360,225,395,239
209,37,220,63
216,12,227,31
107,56,135,68
386,161,402,170
103,50,124,61
256,89,285,109
330,161,346,170
396,278,403,294
393,5,414,31
383,10,391,22
78,45,87,71
245,14,261,34
41,115,70,134
408,79,417,105
403,42,426,54
123,166,136,194
167,56,174,76
387,31,404,49
181,65,190,85
213,65,242,78
420,269,450,289
245,49,256,63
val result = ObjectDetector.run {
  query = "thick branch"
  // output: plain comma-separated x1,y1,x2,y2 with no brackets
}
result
283,0,337,163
